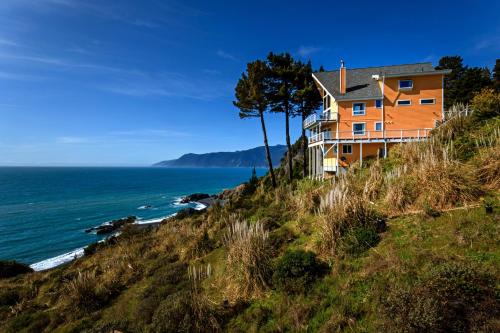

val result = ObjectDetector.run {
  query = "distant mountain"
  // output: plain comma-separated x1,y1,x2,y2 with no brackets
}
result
153,145,287,168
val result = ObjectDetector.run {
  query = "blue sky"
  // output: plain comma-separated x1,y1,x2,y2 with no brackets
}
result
0,0,499,166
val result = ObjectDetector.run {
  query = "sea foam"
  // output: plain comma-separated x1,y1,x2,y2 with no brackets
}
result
30,247,85,271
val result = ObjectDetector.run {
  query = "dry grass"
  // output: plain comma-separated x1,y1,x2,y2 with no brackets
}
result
223,219,271,300
319,176,382,256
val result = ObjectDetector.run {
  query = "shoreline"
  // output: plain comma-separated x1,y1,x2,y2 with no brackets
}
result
29,199,209,272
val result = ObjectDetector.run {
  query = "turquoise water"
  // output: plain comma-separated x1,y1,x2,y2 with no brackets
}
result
0,167,265,268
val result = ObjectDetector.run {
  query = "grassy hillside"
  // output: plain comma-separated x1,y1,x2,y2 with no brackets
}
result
1,100,499,332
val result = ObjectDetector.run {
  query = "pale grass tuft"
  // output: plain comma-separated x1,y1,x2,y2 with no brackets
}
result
224,218,271,300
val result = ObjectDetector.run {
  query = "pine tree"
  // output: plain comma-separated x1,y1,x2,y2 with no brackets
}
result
294,60,321,178
436,56,492,108
267,52,299,182
493,59,500,92
233,61,277,188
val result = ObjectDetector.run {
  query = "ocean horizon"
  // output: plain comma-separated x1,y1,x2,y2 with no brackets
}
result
0,166,266,270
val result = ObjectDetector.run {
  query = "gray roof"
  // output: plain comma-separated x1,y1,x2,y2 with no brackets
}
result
313,62,449,101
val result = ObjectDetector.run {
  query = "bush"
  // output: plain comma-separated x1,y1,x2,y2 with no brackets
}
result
150,290,221,333
0,260,33,279
0,288,20,306
471,88,500,122
384,262,499,332
273,250,324,294
342,227,381,256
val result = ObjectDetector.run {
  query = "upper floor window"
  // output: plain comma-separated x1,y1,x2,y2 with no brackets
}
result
374,122,383,131
375,99,383,108
353,123,366,135
399,79,413,90
352,102,366,116
342,144,352,154
420,98,436,105
397,99,412,106
323,94,331,111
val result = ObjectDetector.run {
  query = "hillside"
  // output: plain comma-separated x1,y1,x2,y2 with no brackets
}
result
153,145,287,168
0,101,499,332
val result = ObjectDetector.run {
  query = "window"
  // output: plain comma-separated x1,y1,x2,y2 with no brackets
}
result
399,79,413,90
323,94,330,110
352,102,366,116
342,144,352,154
374,122,383,131
420,98,436,105
397,99,411,106
375,99,383,108
353,123,366,135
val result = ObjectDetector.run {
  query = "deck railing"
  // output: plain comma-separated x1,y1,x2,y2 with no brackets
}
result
303,112,338,128
308,128,433,144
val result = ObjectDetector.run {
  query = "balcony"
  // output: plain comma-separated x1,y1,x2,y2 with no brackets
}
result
308,128,433,144
303,112,338,129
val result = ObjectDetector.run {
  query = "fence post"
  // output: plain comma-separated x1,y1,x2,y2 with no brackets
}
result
400,129,403,141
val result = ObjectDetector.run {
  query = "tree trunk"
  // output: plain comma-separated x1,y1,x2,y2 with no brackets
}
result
302,113,307,178
259,110,276,188
285,106,293,182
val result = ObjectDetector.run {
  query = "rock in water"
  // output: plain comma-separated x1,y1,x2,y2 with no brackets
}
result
180,193,210,203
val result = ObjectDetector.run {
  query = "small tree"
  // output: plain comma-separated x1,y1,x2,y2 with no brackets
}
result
492,59,500,92
234,61,277,188
294,60,322,178
267,52,299,182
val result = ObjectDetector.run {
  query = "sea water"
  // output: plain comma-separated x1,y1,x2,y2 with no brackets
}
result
0,167,265,270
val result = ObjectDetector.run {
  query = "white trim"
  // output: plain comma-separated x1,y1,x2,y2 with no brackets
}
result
396,99,412,106
342,144,352,154
398,79,413,90
352,102,366,116
441,75,445,120
419,98,436,105
312,73,331,97
374,121,383,131
352,122,366,136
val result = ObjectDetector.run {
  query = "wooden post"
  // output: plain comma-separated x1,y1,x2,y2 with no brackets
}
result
360,142,363,167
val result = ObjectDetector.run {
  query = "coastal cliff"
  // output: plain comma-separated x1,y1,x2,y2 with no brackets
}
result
1,106,499,332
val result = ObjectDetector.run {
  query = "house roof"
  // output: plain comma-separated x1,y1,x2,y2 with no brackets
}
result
313,62,451,101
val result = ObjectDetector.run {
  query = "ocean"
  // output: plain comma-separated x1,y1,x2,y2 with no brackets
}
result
0,167,266,270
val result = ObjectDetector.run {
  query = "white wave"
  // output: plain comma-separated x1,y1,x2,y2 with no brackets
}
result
172,197,188,206
30,247,85,272
135,214,175,225
194,202,207,210
137,205,150,210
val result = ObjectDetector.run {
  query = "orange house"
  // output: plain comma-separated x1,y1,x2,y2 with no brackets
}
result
305,61,451,179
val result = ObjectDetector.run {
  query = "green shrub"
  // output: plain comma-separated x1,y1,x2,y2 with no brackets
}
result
471,88,500,122
5,311,51,333
0,260,33,279
384,262,499,332
150,290,221,333
273,250,324,294
342,227,381,256
0,288,20,306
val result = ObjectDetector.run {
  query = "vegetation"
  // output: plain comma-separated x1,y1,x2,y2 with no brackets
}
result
1,58,499,332
0,261,33,279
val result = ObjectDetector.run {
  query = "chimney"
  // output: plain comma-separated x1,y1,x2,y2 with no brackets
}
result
340,60,346,94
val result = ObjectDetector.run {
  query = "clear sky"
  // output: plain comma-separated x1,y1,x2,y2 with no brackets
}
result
0,0,499,166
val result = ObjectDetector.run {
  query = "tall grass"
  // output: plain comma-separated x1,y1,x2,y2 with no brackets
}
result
224,219,271,300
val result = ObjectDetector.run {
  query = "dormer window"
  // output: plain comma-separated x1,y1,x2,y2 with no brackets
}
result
399,79,413,90
323,94,331,111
